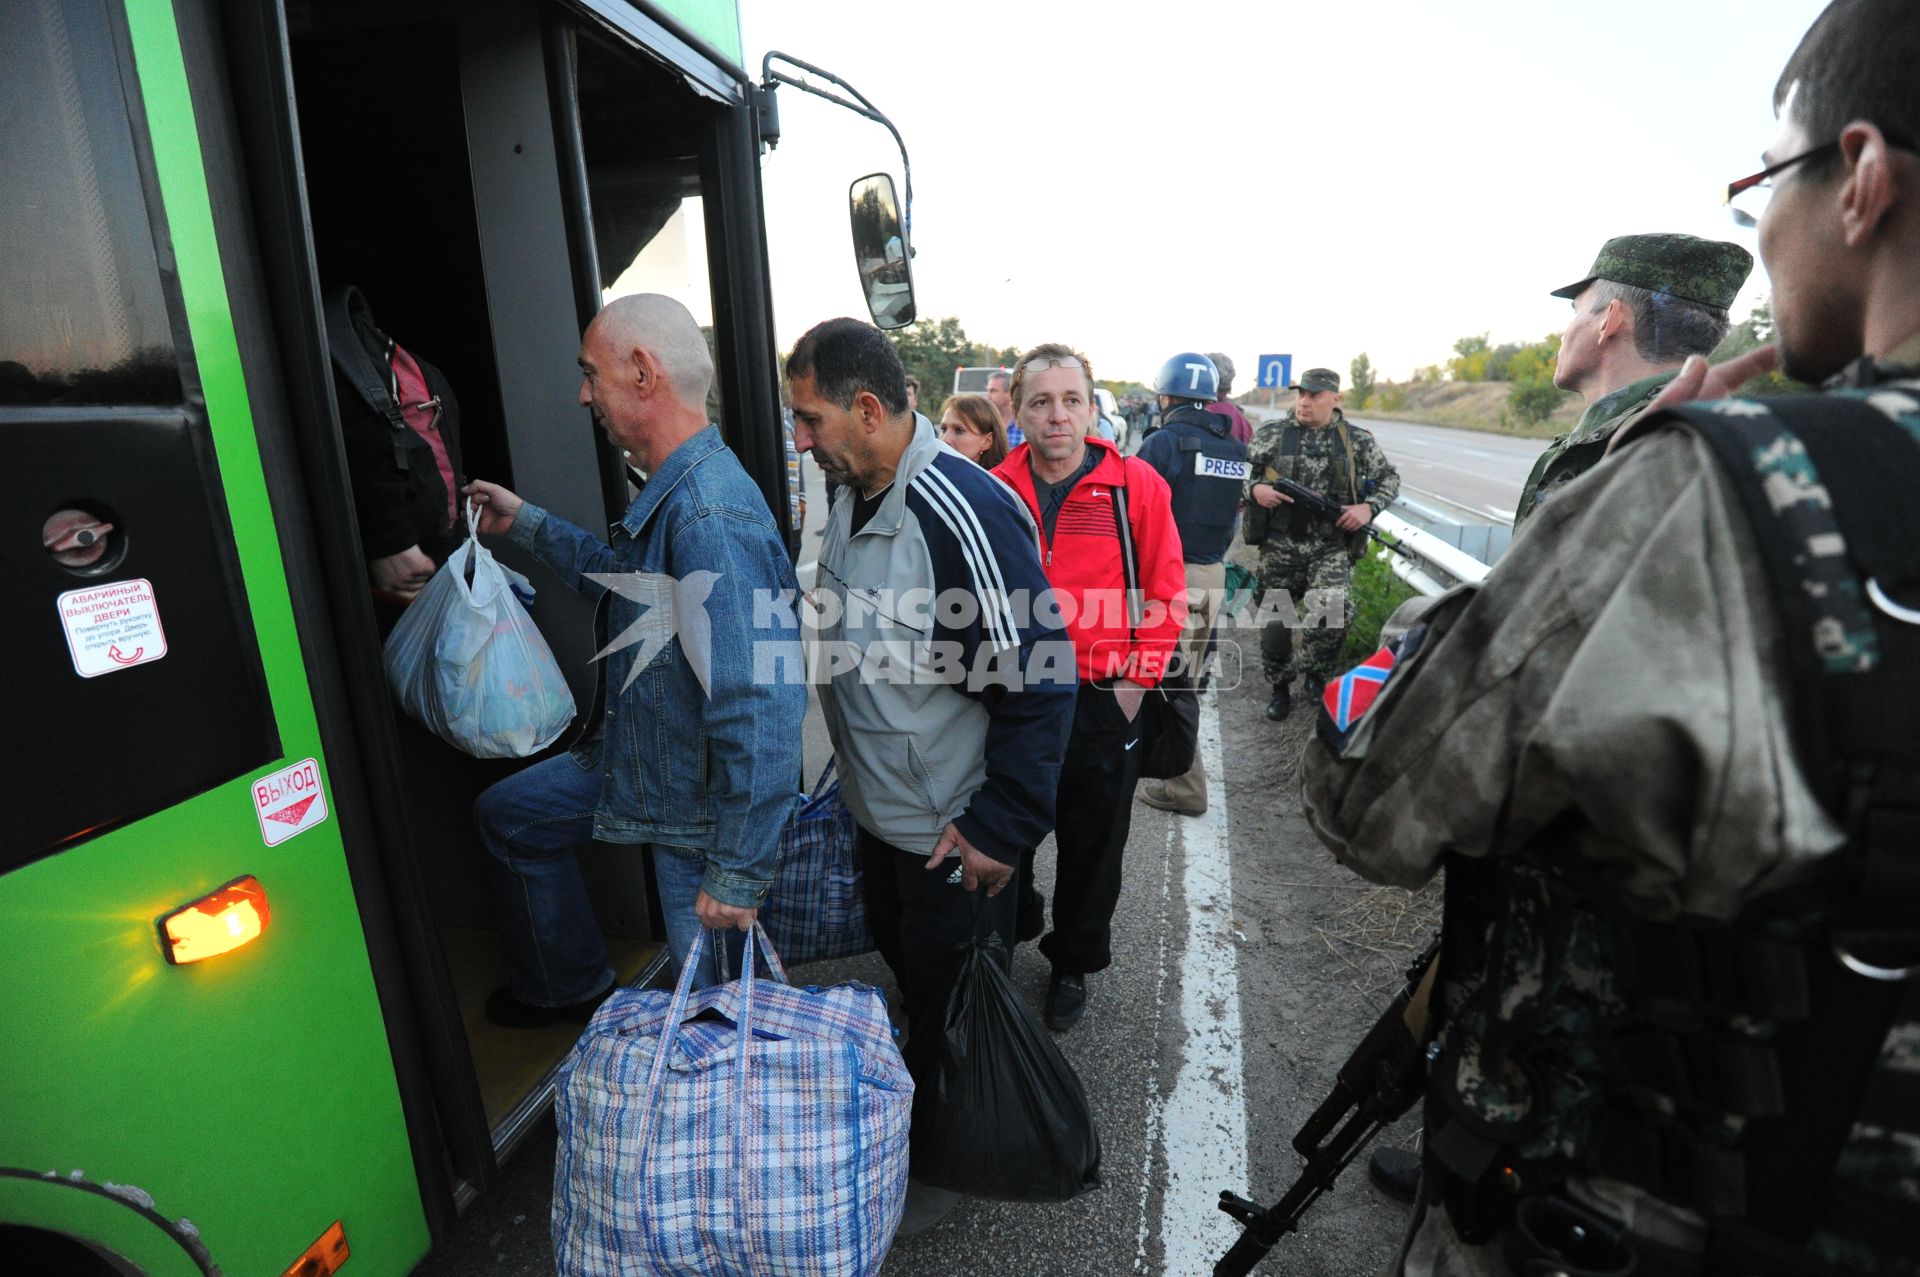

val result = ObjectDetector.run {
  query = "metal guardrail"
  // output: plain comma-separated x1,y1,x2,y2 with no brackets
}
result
1375,511,1490,597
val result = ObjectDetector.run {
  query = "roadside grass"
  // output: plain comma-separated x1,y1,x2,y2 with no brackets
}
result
1360,380,1576,439
1341,543,1418,665
1243,382,1577,440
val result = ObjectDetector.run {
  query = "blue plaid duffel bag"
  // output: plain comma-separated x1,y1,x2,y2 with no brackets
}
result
553,925,912,1276
759,759,874,966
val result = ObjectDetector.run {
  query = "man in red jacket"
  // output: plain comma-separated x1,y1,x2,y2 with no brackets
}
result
994,343,1186,1031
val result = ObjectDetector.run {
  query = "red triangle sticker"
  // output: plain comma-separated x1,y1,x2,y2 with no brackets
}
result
264,795,317,826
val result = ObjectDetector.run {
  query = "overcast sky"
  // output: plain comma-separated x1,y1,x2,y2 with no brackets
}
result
738,0,1830,388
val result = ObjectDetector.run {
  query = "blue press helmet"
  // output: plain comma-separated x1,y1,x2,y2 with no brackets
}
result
1152,352,1219,402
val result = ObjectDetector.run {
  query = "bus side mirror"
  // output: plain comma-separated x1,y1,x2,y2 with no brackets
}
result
849,173,915,330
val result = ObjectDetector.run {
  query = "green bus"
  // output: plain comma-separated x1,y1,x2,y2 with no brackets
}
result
1,1,910,1272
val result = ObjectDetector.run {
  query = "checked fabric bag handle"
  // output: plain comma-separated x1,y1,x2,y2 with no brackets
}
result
632,924,792,1277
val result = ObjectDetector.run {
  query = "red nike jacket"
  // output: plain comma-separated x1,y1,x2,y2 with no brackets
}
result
994,436,1187,687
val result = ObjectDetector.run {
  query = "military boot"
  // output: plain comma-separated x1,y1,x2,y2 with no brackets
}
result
1266,684,1292,721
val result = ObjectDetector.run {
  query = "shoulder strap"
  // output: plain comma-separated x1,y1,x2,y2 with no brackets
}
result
1280,422,1302,460
1109,481,1142,635
1664,396,1920,943
1335,421,1360,503
323,286,407,433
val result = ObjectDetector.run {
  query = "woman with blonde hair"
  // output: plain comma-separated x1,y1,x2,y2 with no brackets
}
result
936,393,1010,469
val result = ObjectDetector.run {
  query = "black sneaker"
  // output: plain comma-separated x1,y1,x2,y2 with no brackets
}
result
1044,970,1087,1032
1265,685,1292,721
484,984,611,1029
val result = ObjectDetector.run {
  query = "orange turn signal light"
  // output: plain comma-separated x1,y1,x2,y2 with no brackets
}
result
159,874,270,965
283,1221,349,1277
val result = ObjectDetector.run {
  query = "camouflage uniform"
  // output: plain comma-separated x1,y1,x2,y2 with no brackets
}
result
1512,368,1676,525
1515,233,1754,528
1302,335,1920,1276
1243,408,1399,689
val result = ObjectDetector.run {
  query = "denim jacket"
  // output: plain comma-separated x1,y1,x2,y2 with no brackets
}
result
507,425,805,908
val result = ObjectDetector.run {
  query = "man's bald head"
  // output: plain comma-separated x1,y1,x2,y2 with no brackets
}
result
577,293,715,471
589,293,714,409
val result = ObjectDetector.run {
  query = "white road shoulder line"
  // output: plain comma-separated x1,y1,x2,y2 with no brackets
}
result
1155,687,1249,1272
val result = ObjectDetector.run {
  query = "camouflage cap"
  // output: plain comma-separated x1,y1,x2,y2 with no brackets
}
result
1549,233,1754,311
1291,367,1341,393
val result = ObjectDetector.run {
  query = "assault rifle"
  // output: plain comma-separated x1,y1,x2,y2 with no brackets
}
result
1264,474,1419,563
1215,938,1441,1276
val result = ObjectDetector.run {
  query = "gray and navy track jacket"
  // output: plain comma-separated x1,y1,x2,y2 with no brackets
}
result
812,419,1077,864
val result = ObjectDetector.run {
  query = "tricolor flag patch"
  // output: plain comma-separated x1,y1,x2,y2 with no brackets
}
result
1322,646,1396,732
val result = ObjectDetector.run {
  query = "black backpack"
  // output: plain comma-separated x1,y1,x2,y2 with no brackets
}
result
1627,393,1920,1274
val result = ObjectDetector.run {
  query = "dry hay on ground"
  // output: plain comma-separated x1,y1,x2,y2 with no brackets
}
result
1308,878,1442,1004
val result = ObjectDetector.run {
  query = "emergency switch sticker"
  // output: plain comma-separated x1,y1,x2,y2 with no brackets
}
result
252,758,329,847
57,578,168,678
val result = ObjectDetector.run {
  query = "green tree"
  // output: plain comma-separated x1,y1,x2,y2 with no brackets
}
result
1349,353,1377,409
1507,377,1567,425
887,317,1019,407
1505,331,1568,424
1710,297,1804,396
1449,333,1492,382
1504,332,1561,385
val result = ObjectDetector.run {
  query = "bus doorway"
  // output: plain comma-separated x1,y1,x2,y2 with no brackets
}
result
281,0,741,1150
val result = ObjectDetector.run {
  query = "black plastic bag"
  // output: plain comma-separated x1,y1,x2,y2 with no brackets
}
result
907,936,1102,1201
1135,672,1198,780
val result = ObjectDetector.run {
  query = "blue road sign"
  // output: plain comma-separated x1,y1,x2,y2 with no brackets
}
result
1257,354,1293,389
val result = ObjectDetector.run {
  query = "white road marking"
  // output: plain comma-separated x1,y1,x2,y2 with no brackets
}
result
1132,823,1175,1273
1154,688,1248,1271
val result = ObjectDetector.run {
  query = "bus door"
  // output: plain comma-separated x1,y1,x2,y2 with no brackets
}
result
267,0,785,1169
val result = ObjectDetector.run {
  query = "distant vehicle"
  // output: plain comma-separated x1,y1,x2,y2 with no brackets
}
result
953,365,1011,395
1094,387,1126,448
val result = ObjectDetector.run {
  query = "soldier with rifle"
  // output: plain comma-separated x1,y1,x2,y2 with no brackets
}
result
1242,367,1400,721
1253,2,1920,1273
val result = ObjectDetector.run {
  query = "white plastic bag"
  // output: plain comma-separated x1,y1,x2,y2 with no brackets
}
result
383,503,576,758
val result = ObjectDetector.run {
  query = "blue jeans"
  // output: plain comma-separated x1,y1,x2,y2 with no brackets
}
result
649,840,748,989
473,755,743,1004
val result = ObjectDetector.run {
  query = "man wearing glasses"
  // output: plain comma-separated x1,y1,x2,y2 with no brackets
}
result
1514,234,1752,527
1293,1,1920,1273
994,343,1187,1032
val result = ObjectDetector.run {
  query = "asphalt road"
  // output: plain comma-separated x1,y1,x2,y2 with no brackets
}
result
1349,417,1537,525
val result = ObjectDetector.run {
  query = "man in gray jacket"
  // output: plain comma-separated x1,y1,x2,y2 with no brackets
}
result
788,318,1076,1219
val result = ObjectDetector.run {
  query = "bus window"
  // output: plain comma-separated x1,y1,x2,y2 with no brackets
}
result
0,0,181,408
